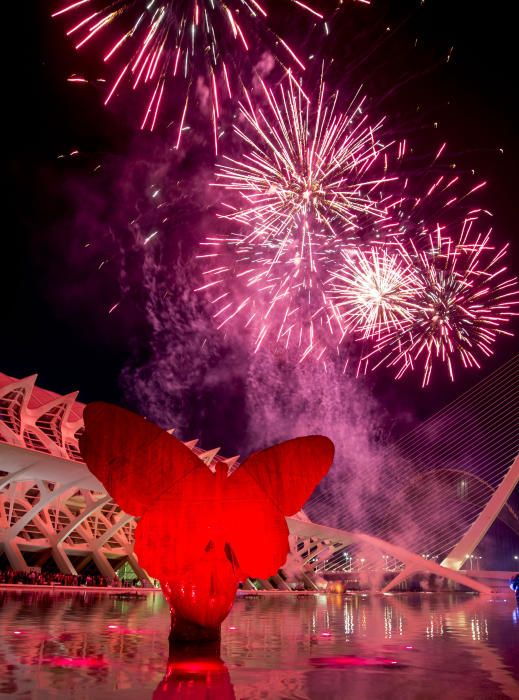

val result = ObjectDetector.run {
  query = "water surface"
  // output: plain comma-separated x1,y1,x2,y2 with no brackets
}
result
0,590,517,699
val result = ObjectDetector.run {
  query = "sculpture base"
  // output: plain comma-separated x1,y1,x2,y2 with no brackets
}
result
169,614,221,645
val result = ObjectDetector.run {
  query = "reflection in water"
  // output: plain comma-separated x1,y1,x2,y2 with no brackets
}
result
309,655,399,668
153,644,235,699
0,590,518,699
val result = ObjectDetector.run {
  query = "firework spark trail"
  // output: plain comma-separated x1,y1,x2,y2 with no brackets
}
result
360,224,519,386
196,77,397,360
383,139,492,243
329,246,420,341
52,0,341,142
198,229,345,360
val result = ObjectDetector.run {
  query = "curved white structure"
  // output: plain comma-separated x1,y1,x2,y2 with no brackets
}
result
0,373,146,581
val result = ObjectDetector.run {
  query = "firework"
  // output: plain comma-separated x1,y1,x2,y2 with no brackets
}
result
329,246,420,341
215,78,394,239
197,77,395,359
52,0,328,143
363,224,519,385
197,229,344,361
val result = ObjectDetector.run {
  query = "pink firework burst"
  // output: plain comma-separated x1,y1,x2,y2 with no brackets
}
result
198,77,395,360
51,0,329,144
329,246,420,341
198,230,344,362
215,77,394,238
363,224,519,386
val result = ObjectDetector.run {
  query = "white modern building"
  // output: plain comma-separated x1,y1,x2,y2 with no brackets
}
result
0,373,148,582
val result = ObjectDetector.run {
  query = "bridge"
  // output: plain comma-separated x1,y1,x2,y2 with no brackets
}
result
1,359,518,594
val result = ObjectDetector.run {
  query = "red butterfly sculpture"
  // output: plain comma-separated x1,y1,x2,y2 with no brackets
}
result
80,403,334,642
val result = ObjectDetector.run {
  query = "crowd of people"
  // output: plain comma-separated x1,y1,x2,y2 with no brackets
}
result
0,569,127,587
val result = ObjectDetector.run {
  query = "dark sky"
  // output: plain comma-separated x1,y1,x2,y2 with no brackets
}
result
3,0,518,436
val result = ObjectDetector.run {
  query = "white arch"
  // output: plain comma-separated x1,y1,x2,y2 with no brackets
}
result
287,517,493,595
442,454,519,570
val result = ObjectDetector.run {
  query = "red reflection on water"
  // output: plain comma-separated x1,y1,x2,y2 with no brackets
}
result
311,656,399,668
153,648,235,700
169,660,226,674
43,656,109,669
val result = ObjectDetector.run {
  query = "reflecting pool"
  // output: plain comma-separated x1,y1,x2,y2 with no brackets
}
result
0,590,518,699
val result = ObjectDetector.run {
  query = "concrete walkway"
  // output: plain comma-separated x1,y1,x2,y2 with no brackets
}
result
0,583,158,594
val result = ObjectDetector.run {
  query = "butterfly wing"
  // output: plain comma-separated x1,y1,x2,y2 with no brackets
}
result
134,465,218,579
221,435,334,580
79,402,205,517
221,469,291,579
238,435,334,516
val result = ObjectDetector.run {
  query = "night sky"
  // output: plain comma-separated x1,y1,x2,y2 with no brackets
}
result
4,0,518,452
